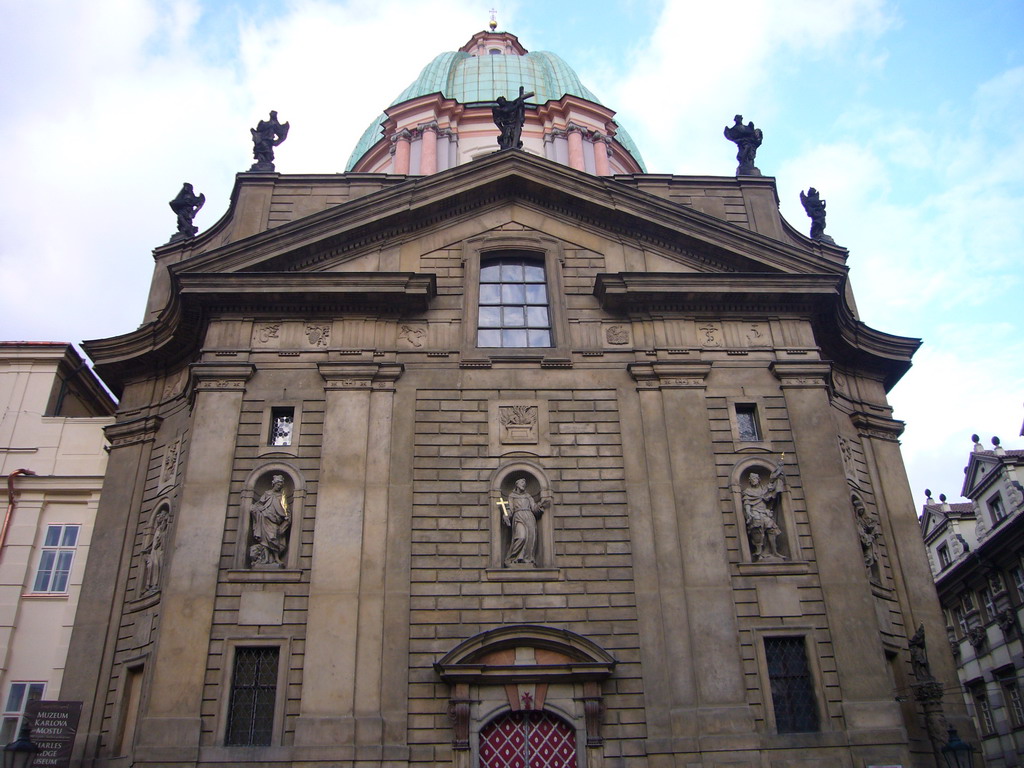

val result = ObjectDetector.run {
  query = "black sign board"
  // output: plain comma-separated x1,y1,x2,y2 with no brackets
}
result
24,700,82,768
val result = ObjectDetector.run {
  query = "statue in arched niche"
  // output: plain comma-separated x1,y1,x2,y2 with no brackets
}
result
743,458,787,562
141,503,170,594
499,475,550,566
249,474,291,567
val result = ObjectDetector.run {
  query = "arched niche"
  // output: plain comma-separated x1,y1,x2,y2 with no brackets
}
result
488,461,554,571
435,625,616,768
730,456,800,563
139,498,173,598
852,492,883,583
237,461,306,571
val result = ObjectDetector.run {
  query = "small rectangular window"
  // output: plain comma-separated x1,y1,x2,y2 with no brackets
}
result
225,647,279,746
764,636,819,733
953,605,970,636
980,585,998,620
990,494,1007,523
269,408,294,447
1012,566,1024,600
735,404,761,442
971,684,995,734
998,674,1024,729
32,524,80,593
937,543,951,568
0,682,44,743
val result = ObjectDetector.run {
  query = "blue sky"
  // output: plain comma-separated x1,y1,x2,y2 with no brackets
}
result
1,0,1021,505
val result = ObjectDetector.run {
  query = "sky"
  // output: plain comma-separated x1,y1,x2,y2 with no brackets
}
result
1,0,1021,506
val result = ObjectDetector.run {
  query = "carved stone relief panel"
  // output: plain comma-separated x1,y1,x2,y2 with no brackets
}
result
603,324,631,347
488,400,550,455
397,323,427,349
838,436,859,487
305,323,330,348
252,322,282,348
157,437,181,492
697,322,724,348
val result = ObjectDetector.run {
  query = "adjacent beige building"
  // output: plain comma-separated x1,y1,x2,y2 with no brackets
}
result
0,343,114,742
62,30,969,768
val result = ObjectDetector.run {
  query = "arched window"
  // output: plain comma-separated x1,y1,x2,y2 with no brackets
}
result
479,710,577,768
477,256,552,348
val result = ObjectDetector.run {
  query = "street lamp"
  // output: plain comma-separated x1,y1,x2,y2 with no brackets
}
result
2,722,38,768
940,726,976,768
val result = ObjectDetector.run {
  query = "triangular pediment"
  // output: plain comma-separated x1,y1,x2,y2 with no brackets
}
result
169,151,845,280
962,452,1004,498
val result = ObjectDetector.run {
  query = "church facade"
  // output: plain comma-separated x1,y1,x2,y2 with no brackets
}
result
62,30,968,768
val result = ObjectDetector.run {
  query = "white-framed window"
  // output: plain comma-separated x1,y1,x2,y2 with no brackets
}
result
971,684,995,735
952,605,970,636
990,494,1007,524
0,682,44,743
1000,674,1024,729
937,543,952,568
31,524,80,593
980,585,998,620
1012,565,1024,600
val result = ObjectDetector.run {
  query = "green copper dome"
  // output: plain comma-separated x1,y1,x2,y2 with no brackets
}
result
345,46,646,171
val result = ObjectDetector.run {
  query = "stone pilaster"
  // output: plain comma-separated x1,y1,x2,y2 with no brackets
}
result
294,362,403,751
771,362,904,736
135,363,253,759
628,362,754,754
62,414,162,766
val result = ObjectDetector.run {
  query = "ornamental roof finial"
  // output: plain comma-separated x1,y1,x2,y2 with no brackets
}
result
489,8,498,31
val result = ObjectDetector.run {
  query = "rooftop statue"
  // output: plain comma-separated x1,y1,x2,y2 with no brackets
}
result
167,182,205,244
493,86,535,150
249,110,290,172
800,187,835,244
723,114,763,176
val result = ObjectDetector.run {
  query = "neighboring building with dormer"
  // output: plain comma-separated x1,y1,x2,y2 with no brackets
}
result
0,343,115,743
921,434,1024,767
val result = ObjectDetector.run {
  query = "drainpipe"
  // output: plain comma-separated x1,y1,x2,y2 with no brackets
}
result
1,470,37,559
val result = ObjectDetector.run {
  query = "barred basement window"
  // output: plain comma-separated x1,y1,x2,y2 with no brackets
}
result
225,647,279,746
735,404,761,441
764,637,819,733
269,408,294,447
477,256,551,348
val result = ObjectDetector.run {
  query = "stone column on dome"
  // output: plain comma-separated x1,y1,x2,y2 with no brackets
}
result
567,124,586,171
419,122,438,175
593,133,611,176
392,129,412,175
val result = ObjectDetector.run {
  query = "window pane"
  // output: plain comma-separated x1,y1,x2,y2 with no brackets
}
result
26,684,43,703
524,265,545,282
500,263,523,281
502,307,526,327
478,307,501,327
528,330,552,347
477,329,501,347
502,329,528,347
226,648,278,746
61,526,79,547
501,284,525,304
765,637,819,733
736,405,760,441
44,527,61,547
480,264,502,281
479,284,501,304
5,685,25,713
524,284,547,304
0,718,16,745
526,307,549,327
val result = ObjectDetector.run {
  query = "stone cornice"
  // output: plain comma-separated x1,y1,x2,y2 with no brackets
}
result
628,361,712,389
318,362,404,391
190,362,255,394
598,273,919,391
105,415,164,449
850,410,906,442
770,361,834,388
